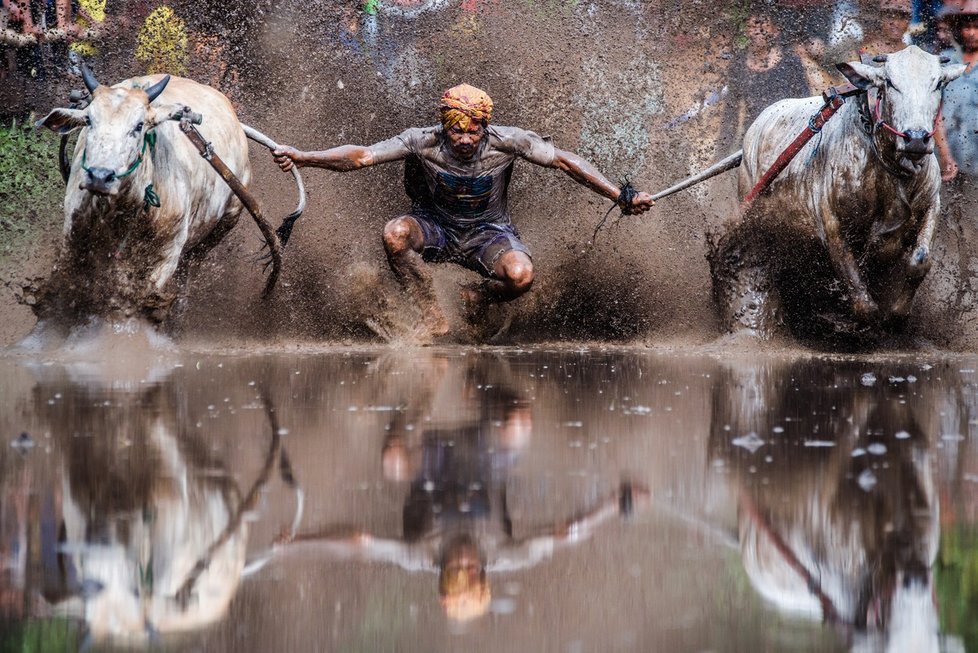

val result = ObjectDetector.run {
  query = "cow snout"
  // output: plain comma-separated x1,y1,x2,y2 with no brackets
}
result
899,130,933,159
82,167,118,195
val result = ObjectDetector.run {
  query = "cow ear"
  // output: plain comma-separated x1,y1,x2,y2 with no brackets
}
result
941,63,967,85
836,61,885,90
35,108,87,135
146,103,183,128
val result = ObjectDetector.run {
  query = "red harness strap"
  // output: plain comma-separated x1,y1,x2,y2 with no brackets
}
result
740,93,847,211
873,91,942,139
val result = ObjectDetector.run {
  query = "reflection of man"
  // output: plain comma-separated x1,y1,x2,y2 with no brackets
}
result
276,361,647,622
272,84,655,341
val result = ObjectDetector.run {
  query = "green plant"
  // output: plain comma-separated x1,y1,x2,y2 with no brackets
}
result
0,119,63,262
937,525,978,651
0,618,81,653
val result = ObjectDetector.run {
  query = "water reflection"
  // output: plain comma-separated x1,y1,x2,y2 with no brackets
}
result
2,351,975,651
0,364,299,643
709,361,943,652
276,353,648,623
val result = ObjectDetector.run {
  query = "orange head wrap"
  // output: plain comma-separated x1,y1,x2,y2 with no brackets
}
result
439,83,493,130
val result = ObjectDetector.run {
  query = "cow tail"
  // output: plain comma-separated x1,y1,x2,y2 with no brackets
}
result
241,124,306,247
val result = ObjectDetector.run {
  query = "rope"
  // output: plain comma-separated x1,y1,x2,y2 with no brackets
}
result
591,178,637,244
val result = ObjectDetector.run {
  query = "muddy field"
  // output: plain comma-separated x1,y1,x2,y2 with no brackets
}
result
2,3,978,649
5,0,976,350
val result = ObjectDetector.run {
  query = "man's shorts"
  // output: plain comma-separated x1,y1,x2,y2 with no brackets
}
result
408,208,531,278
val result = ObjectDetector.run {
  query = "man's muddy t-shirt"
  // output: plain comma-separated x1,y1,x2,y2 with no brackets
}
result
368,125,555,230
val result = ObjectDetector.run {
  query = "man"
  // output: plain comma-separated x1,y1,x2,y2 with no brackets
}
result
932,1,978,331
859,0,912,56
273,83,655,340
936,0,978,182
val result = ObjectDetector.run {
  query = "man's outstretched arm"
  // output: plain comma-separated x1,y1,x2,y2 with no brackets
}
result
272,133,413,173
492,482,651,571
273,528,432,570
550,148,656,215
273,144,378,173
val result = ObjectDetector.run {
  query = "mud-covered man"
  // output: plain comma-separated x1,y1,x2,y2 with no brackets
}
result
272,83,655,340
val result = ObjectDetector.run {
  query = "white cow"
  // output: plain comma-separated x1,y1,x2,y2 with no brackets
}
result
35,66,280,328
38,371,300,642
708,46,966,342
709,360,944,652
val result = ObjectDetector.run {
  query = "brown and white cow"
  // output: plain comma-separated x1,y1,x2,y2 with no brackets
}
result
33,66,278,334
708,46,966,343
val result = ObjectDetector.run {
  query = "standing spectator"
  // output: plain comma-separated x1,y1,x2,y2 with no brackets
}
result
935,0,978,181
859,0,913,55
932,1,978,325
721,6,812,151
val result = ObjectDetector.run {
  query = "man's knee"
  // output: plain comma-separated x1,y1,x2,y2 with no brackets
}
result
499,253,534,293
383,217,420,254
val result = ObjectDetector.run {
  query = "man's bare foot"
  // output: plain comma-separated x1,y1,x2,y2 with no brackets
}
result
421,304,450,338
460,286,486,324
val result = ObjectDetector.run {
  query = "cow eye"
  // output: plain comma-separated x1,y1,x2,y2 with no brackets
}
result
84,115,92,127
131,122,144,136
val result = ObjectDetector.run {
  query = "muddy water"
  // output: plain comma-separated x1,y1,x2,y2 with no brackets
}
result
1,347,976,652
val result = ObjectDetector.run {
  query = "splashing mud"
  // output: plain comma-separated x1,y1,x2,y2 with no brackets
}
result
1,1,977,352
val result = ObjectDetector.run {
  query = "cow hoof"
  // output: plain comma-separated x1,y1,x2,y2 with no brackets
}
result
852,296,880,323
913,246,928,266
908,247,932,278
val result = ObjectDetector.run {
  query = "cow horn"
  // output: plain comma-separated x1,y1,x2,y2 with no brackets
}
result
144,75,171,103
80,61,100,93
872,54,888,63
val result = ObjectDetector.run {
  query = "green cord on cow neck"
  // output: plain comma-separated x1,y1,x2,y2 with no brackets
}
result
79,130,161,212
143,184,160,210
80,129,157,180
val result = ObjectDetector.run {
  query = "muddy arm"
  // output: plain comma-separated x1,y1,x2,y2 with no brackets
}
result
496,483,650,570
934,115,958,182
274,529,426,567
550,149,654,214
273,130,415,173
273,144,378,173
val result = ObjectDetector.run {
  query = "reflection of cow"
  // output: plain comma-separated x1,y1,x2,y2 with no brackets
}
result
708,47,966,343
33,65,283,333
30,371,297,642
708,360,941,652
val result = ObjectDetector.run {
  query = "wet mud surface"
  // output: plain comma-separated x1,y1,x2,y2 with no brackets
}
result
1,346,976,651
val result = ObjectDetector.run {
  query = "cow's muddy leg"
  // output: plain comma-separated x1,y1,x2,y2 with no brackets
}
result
888,202,940,321
707,230,782,339
184,210,242,266
162,210,243,326
817,199,879,322
383,216,449,340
